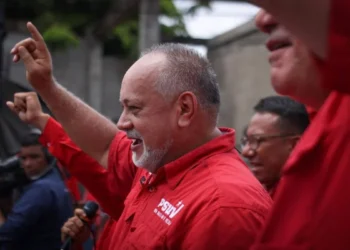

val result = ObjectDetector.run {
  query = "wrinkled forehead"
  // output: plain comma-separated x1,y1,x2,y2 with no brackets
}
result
248,112,281,135
120,53,166,102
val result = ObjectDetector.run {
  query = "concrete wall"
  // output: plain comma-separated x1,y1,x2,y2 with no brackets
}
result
3,32,132,119
208,20,276,141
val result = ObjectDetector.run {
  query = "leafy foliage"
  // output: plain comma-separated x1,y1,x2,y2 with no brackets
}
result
5,0,211,56
186,0,212,16
42,24,79,51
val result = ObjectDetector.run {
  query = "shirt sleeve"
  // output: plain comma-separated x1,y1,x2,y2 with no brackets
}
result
39,118,136,219
57,162,81,203
0,185,52,242
180,207,266,249
318,0,350,94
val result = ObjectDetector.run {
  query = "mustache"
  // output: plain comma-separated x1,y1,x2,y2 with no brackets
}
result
126,130,142,139
269,28,293,43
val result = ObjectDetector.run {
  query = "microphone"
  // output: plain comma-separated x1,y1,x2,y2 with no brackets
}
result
60,201,99,250
82,201,99,222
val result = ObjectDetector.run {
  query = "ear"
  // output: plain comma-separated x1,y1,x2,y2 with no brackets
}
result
176,91,198,128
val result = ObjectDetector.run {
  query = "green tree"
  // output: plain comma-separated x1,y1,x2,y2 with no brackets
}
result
5,0,210,57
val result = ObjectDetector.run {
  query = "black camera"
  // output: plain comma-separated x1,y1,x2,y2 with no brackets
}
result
0,155,30,197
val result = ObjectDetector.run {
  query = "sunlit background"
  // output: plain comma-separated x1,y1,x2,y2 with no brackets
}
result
171,1,259,55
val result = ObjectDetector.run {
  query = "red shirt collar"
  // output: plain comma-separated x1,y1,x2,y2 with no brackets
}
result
268,183,278,199
152,128,236,190
306,106,318,121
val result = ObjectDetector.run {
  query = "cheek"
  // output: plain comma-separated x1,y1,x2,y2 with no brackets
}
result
139,110,176,146
257,148,273,167
271,45,320,98
255,144,272,164
258,144,284,165
270,48,301,95
36,158,47,168
142,124,171,147
269,147,289,168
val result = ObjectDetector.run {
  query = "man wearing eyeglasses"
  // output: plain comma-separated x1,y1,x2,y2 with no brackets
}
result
241,96,309,196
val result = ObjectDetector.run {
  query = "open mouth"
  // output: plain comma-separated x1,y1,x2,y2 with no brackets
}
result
250,163,263,169
130,138,143,151
266,39,292,52
131,138,143,146
249,163,263,171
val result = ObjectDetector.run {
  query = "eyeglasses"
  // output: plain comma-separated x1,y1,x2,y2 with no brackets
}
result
240,133,298,151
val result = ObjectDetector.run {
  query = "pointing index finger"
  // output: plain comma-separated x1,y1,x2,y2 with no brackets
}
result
27,22,44,42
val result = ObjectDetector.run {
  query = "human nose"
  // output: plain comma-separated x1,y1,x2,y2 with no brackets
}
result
116,111,133,131
255,9,279,34
241,143,255,159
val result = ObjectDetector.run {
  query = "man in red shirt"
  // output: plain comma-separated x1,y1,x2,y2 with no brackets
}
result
8,25,272,248
240,0,350,249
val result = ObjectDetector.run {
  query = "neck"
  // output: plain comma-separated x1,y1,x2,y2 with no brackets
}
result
161,127,222,167
30,166,51,180
185,126,222,152
301,88,330,110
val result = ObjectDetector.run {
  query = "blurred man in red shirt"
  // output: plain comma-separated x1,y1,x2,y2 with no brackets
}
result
240,0,350,249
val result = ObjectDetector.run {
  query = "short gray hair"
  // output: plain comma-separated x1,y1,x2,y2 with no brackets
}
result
141,43,220,118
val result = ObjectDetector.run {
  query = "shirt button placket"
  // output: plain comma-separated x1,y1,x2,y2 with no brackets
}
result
148,186,156,193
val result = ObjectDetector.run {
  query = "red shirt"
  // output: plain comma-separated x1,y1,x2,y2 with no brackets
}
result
41,119,272,249
56,162,81,203
251,1,350,249
39,119,125,220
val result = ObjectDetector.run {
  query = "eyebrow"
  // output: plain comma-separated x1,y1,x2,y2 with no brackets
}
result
119,98,128,105
119,98,143,106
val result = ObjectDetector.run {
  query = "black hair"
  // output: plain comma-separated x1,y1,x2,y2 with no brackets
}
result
20,132,52,163
20,133,42,147
254,95,310,134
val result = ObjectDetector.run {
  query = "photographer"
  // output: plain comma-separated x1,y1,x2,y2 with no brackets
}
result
0,133,73,250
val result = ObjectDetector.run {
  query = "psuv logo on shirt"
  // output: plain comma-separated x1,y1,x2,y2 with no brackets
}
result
154,198,185,225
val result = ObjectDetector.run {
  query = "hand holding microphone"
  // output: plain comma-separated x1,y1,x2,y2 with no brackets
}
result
61,201,99,250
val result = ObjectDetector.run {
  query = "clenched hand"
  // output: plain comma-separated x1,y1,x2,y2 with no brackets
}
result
6,92,50,130
61,209,91,244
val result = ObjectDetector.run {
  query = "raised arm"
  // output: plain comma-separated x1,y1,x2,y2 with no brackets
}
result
10,23,117,167
7,92,134,217
248,0,330,59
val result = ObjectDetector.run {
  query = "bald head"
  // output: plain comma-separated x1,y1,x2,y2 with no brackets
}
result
142,44,220,119
123,53,166,88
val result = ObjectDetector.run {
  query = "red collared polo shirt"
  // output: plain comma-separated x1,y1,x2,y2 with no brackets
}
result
41,119,272,249
103,127,271,249
251,1,350,249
